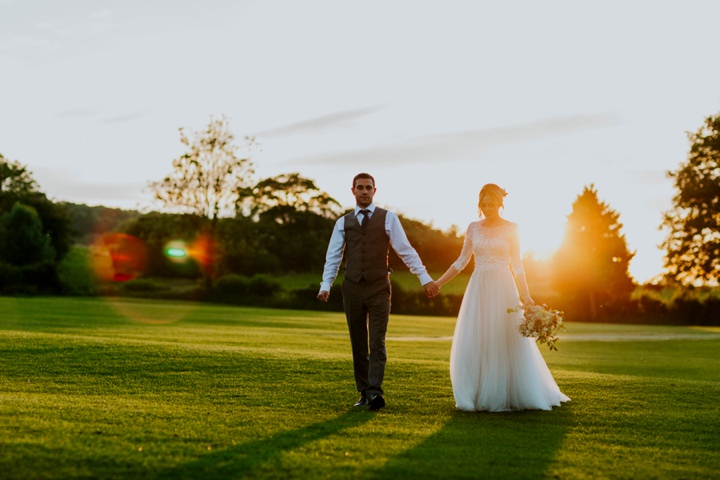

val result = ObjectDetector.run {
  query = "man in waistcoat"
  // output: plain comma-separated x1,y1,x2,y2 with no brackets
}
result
317,173,439,411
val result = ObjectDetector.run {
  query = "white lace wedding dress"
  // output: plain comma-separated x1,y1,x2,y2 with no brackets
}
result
449,221,570,412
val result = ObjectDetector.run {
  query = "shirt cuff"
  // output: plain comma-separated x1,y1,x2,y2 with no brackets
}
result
418,272,433,286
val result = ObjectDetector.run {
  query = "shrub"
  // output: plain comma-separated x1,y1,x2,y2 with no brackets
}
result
119,278,167,293
247,275,281,297
57,246,98,296
213,274,251,296
0,260,60,294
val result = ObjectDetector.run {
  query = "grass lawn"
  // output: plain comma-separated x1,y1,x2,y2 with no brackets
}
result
1,296,719,479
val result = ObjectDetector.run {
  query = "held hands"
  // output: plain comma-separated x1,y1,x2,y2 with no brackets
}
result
423,281,440,298
320,283,441,300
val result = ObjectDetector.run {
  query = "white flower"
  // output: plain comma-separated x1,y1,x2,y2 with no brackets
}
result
508,303,566,351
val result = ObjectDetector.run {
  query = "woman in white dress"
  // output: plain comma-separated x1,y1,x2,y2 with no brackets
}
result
436,184,570,412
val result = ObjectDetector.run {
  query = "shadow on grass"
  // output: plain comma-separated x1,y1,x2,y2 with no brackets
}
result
154,409,372,480
371,404,573,480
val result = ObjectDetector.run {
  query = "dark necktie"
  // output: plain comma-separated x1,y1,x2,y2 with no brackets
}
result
359,209,370,228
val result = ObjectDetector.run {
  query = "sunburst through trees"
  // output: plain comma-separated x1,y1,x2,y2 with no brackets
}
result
551,185,635,320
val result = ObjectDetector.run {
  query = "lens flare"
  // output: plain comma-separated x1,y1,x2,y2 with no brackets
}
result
189,233,214,266
104,297,199,325
91,233,148,282
164,240,190,264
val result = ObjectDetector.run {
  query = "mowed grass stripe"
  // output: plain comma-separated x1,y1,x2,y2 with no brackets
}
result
0,296,718,479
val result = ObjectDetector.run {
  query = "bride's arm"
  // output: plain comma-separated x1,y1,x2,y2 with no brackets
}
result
514,272,534,306
436,265,460,288
510,225,534,305
436,223,473,288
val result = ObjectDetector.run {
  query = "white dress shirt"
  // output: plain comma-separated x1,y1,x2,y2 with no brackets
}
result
319,204,433,292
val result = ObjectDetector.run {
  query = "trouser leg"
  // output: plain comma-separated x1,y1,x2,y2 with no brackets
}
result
343,279,370,395
365,278,391,397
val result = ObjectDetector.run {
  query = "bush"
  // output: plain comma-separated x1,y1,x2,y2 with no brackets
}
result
282,284,344,312
247,275,281,297
0,260,60,294
390,280,462,316
57,246,98,296
212,274,251,296
206,274,282,305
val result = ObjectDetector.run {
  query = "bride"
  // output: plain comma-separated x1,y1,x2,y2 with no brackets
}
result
435,184,570,412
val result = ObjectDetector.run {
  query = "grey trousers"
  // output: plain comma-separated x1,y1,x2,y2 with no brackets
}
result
341,276,391,398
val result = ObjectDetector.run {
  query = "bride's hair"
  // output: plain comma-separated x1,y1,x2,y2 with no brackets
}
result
478,183,508,217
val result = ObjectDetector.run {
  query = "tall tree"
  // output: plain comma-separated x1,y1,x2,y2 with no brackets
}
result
149,115,256,224
551,185,635,320
148,116,256,283
661,113,720,285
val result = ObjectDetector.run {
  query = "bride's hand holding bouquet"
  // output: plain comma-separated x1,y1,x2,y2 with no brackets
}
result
508,302,566,351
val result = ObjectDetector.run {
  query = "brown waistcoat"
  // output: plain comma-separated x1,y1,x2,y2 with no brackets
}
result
343,208,389,283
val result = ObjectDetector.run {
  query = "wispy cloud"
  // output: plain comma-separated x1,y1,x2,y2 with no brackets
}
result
100,111,147,124
55,107,146,124
256,105,384,138
291,112,620,167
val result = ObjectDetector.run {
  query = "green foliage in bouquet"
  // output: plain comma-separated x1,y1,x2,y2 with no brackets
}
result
508,304,567,351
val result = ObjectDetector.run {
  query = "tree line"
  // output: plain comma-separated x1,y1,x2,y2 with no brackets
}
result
1,112,718,324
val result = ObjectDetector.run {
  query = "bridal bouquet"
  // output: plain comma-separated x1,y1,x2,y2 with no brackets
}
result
507,304,566,351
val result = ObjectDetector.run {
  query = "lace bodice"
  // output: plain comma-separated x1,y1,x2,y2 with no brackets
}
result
451,221,525,275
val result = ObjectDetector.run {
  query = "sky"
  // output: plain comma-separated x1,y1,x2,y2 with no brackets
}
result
1,0,720,283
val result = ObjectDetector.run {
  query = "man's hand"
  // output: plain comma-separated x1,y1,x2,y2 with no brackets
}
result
423,281,440,298
317,290,330,303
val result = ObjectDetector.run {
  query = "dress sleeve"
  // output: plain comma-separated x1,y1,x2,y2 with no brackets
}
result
509,224,525,276
451,223,474,271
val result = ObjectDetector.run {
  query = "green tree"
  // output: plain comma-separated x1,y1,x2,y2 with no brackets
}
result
62,202,139,245
0,154,38,195
0,202,55,266
149,115,256,224
661,113,720,285
230,173,342,274
237,172,342,223
551,185,635,320
148,115,256,283
0,155,72,261
388,215,463,273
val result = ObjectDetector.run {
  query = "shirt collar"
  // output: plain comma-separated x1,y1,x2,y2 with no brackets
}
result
355,204,375,215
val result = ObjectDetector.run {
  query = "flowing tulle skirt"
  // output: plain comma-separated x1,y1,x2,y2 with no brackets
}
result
450,267,570,412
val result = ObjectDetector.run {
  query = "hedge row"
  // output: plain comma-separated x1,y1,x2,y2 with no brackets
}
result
3,263,720,325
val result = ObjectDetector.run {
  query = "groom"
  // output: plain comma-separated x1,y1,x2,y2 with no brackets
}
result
317,173,439,411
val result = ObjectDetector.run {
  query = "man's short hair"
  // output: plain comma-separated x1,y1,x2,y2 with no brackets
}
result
353,173,375,188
